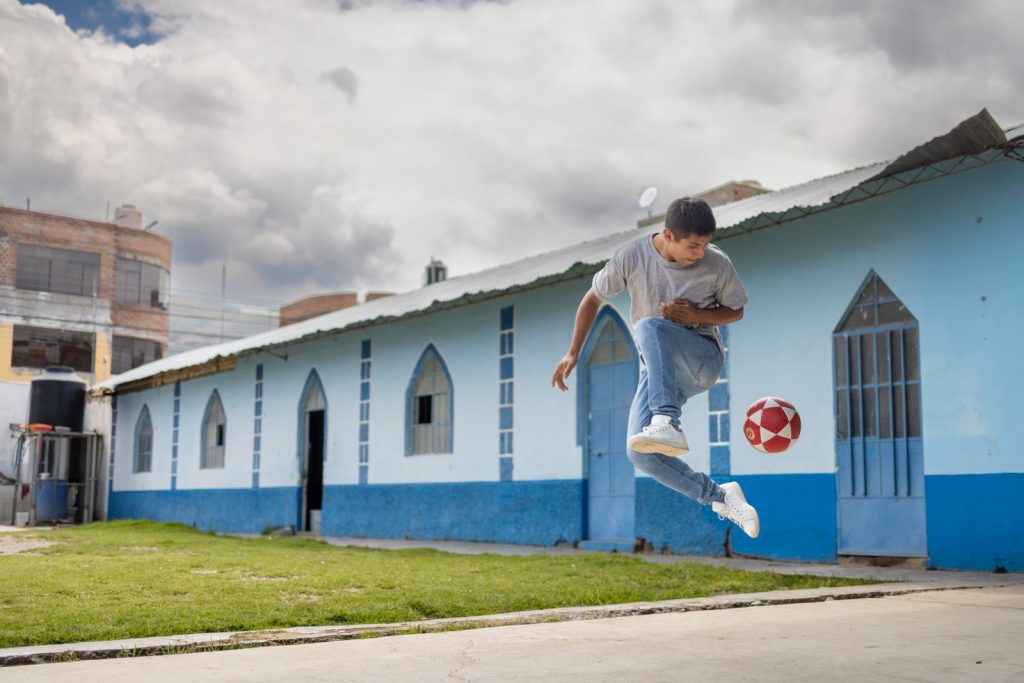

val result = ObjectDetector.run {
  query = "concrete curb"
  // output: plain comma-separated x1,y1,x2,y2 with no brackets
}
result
2,580,1018,667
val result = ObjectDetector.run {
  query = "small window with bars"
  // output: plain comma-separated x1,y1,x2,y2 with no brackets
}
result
12,325,94,373
16,243,100,297
115,258,170,308
112,336,165,374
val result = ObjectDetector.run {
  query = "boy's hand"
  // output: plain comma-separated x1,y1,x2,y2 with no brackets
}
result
551,353,578,391
660,297,699,325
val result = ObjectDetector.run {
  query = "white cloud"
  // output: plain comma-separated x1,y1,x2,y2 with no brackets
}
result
321,66,359,103
2,0,1022,308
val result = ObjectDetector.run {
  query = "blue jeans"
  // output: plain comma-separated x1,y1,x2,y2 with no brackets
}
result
627,317,725,505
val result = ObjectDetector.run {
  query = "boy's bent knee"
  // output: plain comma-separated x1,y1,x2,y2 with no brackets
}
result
627,449,666,473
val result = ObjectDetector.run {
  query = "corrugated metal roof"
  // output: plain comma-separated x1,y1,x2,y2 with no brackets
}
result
94,118,1023,393
867,109,1006,181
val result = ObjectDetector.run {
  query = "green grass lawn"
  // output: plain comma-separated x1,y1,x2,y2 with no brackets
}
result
0,521,872,647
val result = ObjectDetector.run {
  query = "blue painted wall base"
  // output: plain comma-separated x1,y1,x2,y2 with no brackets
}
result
727,474,837,562
635,478,726,556
322,480,584,546
636,474,838,562
106,473,1024,572
109,487,299,534
926,473,1024,572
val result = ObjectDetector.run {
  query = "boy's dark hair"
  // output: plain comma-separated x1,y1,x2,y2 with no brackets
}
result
665,197,716,238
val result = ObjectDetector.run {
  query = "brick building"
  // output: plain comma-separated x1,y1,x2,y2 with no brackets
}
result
279,291,396,327
0,204,171,385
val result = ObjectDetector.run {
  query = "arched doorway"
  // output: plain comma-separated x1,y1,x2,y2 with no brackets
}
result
581,308,639,548
298,370,327,533
833,272,925,557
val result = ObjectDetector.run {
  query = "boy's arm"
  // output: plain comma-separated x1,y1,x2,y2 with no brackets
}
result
551,289,602,391
660,298,743,325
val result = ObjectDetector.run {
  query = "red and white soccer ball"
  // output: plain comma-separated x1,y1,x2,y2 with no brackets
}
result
744,396,801,454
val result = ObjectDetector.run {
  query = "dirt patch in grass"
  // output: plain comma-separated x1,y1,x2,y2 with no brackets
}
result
0,535,57,555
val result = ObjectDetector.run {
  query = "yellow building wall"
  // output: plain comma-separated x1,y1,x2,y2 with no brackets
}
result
0,323,109,384
93,332,111,384
0,322,29,383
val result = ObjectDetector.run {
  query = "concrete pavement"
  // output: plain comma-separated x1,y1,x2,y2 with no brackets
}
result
5,585,1023,681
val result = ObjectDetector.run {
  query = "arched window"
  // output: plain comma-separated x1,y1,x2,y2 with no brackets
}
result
833,271,920,443
584,310,634,366
406,345,453,455
301,370,326,412
133,405,153,473
575,306,637,447
201,390,226,469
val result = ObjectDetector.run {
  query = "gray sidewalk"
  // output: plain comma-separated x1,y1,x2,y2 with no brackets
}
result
5,585,1023,681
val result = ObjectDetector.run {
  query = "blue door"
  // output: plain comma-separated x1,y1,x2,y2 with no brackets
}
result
584,313,638,544
834,273,926,556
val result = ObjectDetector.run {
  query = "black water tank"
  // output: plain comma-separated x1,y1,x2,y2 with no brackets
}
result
29,366,87,432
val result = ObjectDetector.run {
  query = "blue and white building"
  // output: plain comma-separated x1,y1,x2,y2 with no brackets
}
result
92,112,1024,571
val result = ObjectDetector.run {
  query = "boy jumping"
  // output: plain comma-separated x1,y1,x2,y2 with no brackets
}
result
551,197,759,538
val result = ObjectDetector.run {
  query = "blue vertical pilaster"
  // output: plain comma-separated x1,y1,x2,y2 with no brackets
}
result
358,340,372,485
252,366,263,488
709,326,731,477
498,306,515,481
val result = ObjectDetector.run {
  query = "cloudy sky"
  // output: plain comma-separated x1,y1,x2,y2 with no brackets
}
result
2,0,1022,309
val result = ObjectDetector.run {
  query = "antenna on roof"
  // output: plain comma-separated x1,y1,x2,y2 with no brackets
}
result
638,186,658,218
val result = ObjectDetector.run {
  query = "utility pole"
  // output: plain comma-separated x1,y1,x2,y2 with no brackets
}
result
220,264,227,343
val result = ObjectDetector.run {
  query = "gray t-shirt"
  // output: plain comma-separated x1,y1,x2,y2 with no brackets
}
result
592,234,748,350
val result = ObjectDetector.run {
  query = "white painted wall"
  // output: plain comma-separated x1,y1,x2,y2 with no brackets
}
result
115,163,1024,492
84,394,112,518
0,381,30,477
111,256,722,492
113,384,175,491
725,161,1024,476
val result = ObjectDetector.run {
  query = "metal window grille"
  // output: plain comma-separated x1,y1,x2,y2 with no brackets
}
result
834,273,921,497
12,325,94,373
16,243,100,297
114,258,169,308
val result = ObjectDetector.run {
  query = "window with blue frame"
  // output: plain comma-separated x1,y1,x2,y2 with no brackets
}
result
407,345,452,454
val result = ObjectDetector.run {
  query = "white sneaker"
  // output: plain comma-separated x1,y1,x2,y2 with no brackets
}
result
627,415,689,456
711,482,760,538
